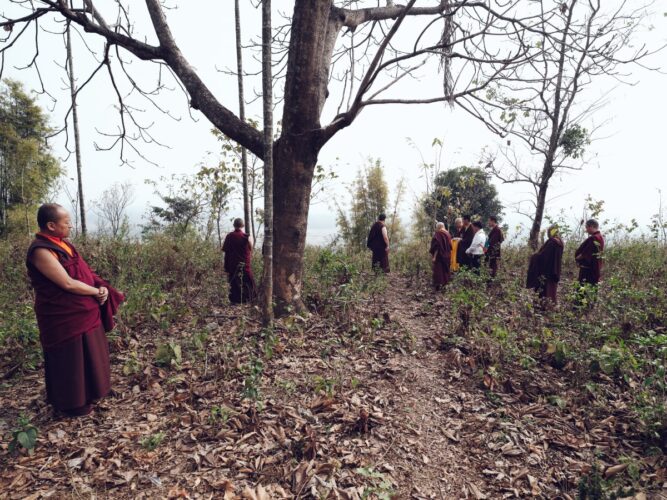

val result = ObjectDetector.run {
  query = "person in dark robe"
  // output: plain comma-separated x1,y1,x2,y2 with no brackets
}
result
366,213,390,273
485,215,504,278
26,204,124,417
575,219,605,286
526,225,564,307
429,222,452,290
222,218,257,304
456,215,474,268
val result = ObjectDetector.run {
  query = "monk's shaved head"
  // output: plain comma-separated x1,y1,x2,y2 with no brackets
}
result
37,204,66,230
233,218,245,229
436,222,445,230
585,219,599,229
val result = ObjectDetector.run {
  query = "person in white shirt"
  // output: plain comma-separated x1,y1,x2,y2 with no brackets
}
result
465,221,487,272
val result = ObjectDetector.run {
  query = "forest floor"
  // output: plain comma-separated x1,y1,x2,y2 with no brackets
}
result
0,272,663,499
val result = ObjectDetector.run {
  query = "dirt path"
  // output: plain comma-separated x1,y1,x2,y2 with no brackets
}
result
365,274,592,499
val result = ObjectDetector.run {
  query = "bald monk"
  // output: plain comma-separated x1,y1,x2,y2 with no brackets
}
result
429,222,452,290
575,219,605,286
366,213,390,273
526,225,564,307
222,218,256,304
27,204,124,417
456,215,474,268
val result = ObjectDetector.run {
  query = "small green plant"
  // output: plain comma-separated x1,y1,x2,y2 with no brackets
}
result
122,351,142,376
139,432,165,451
9,415,38,455
356,467,395,500
578,463,603,500
313,375,337,398
155,342,182,368
242,357,264,402
209,405,233,426
190,330,209,352
276,378,297,395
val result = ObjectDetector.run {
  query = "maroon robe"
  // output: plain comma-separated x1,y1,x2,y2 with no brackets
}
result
575,231,605,285
26,235,123,414
457,225,474,267
527,236,564,305
486,225,504,277
366,221,389,273
222,229,256,304
430,230,452,289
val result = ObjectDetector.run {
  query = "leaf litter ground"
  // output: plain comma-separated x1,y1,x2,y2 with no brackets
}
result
0,274,663,499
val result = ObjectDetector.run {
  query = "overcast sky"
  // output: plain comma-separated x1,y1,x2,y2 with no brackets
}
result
3,1,666,243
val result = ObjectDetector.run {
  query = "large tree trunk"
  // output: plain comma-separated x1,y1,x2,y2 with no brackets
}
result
272,0,340,314
528,180,549,250
272,137,320,314
66,19,87,237
234,0,251,233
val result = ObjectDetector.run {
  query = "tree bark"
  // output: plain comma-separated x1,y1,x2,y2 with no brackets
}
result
529,180,549,250
66,19,87,237
272,137,320,314
270,0,339,314
261,0,274,325
234,0,251,234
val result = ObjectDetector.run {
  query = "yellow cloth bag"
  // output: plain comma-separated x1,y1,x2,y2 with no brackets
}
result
450,239,460,272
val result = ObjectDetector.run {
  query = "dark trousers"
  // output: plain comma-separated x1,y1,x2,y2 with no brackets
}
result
486,256,499,277
228,268,257,304
372,250,390,273
469,254,482,273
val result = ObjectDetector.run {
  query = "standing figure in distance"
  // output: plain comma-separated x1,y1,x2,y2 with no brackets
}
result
451,217,464,239
456,215,474,268
26,204,124,417
367,213,390,273
222,218,257,304
526,225,564,308
485,216,504,278
465,221,487,273
429,222,452,290
575,219,605,286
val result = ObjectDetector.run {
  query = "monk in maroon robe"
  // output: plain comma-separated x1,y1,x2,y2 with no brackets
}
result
456,215,474,268
366,214,390,273
526,225,564,307
575,219,605,286
430,222,452,290
27,204,124,417
485,216,504,278
222,218,257,304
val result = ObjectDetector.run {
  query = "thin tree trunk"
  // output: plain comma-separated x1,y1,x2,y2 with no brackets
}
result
261,0,274,325
528,181,549,250
235,0,251,233
66,19,87,237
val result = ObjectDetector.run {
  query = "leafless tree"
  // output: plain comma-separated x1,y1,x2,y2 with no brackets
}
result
261,0,275,325
464,0,661,249
1,0,554,313
93,181,135,238
234,0,252,235
65,14,87,237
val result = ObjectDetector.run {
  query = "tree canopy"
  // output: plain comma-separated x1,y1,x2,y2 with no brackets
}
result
422,166,503,226
0,80,62,236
